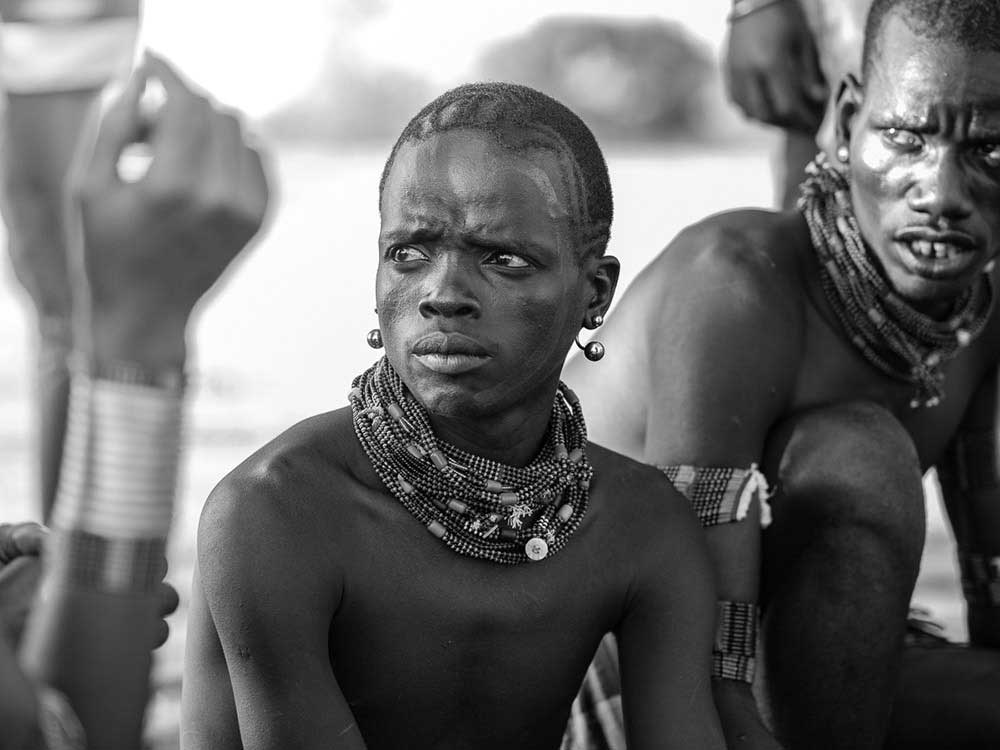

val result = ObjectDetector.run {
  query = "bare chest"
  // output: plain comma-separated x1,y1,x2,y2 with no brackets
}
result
320,482,625,749
793,302,1000,467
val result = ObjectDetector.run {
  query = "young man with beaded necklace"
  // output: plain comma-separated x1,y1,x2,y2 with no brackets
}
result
181,85,727,749
564,0,1000,748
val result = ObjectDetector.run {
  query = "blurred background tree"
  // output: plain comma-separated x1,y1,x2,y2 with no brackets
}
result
261,13,745,145
262,55,433,143
476,16,716,142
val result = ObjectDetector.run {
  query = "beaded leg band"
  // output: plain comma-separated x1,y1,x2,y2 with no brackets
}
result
713,600,758,683
961,553,1000,607
660,464,772,529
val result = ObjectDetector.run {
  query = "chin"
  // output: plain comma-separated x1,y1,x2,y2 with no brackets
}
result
886,268,977,311
402,375,491,418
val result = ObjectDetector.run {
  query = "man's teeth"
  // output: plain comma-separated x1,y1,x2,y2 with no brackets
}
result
908,240,962,259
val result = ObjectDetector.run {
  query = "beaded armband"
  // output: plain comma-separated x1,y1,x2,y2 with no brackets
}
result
961,553,1000,607
0,16,138,94
713,600,758,683
661,464,772,528
51,373,183,539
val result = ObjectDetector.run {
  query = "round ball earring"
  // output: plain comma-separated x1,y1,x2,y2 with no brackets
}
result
581,340,605,361
367,329,383,349
574,313,605,361
835,145,850,163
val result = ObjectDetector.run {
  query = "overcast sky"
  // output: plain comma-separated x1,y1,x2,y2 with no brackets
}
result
142,0,730,117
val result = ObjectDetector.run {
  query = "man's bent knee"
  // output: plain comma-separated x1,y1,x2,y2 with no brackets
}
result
765,401,925,566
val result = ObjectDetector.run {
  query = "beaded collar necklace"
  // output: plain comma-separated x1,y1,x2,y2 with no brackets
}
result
797,155,995,408
349,357,593,564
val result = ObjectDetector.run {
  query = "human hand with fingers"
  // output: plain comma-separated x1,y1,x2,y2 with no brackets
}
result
0,522,46,647
0,521,177,649
72,52,270,371
724,0,827,133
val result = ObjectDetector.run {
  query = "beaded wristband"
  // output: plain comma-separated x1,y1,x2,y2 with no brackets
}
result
712,600,758,683
51,371,183,539
961,553,1000,607
728,0,786,22
47,527,165,595
0,16,138,94
661,464,773,529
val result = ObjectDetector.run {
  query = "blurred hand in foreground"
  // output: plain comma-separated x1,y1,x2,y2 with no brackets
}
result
0,522,46,646
0,521,177,649
724,0,827,133
71,52,270,370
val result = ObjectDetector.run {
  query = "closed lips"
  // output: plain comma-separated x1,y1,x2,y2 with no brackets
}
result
412,332,491,357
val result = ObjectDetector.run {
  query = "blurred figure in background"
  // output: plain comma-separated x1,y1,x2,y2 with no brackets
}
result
0,53,268,750
0,0,140,520
725,0,871,208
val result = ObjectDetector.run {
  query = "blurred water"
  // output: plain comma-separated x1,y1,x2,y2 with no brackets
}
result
0,142,965,745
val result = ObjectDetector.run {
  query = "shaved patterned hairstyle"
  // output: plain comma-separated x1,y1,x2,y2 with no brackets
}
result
379,82,613,259
862,0,1000,78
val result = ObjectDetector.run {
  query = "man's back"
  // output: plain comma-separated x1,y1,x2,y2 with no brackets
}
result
182,406,722,750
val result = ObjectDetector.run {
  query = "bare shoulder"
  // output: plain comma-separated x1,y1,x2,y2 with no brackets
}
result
197,407,363,605
586,442,706,558
643,209,806,321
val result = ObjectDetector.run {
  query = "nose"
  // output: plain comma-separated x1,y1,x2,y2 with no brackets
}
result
907,151,974,224
418,254,481,319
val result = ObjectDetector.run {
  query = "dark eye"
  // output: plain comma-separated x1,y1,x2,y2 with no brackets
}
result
975,143,1000,169
882,128,924,151
486,251,531,269
388,245,428,262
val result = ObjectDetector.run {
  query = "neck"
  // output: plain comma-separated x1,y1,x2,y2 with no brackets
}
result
427,393,556,467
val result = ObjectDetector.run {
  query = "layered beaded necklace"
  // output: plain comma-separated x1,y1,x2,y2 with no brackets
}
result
350,357,593,564
798,155,995,408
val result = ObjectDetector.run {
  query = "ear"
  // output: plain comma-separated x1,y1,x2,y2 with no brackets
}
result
834,73,864,164
583,254,620,327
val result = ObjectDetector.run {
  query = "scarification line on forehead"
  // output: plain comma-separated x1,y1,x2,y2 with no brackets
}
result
379,82,614,260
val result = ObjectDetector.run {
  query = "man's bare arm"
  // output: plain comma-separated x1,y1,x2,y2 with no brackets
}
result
569,217,803,748
0,0,141,517
20,55,267,750
190,475,366,750
617,480,726,750
937,365,1000,648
